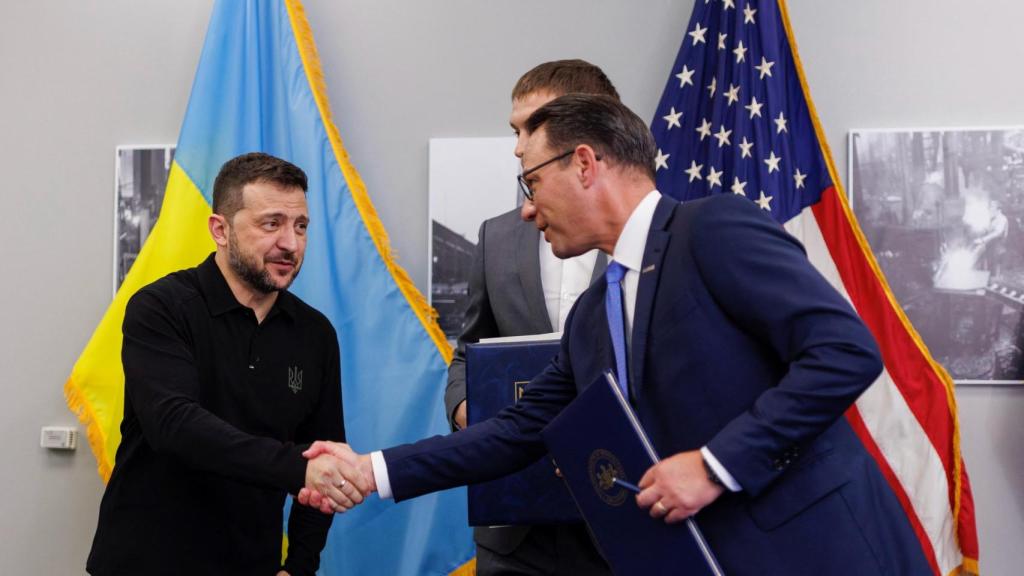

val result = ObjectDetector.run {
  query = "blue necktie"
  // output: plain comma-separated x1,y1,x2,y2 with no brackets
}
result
605,261,629,398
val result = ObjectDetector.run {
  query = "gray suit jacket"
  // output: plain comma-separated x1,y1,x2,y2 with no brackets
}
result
444,207,604,554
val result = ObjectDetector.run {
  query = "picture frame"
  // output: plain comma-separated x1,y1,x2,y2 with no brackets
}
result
427,137,519,341
114,145,175,294
849,127,1024,384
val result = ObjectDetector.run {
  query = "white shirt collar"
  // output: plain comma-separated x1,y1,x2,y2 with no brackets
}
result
610,190,662,272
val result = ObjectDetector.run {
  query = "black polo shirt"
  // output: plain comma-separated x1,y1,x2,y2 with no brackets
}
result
88,253,344,576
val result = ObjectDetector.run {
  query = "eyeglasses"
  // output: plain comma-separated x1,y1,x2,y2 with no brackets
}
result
517,149,575,201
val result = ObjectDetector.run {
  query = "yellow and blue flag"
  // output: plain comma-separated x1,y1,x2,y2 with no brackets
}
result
64,1,474,574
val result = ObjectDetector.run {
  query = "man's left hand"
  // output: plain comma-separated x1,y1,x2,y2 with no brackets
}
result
636,450,724,524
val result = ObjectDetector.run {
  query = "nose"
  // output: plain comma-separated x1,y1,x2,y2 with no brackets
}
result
520,199,536,222
277,224,299,252
514,134,527,159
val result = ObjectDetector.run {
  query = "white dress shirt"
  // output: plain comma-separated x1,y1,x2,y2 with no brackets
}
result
608,190,660,348
372,190,738,498
540,239,599,332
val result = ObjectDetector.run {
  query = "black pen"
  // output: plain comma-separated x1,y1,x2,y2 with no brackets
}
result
612,477,641,493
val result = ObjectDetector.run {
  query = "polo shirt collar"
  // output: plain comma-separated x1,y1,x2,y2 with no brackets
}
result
273,288,298,320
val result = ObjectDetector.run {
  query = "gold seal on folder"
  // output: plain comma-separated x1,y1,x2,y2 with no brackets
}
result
588,449,629,506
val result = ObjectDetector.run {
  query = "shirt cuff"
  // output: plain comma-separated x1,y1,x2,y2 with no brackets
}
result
370,450,393,500
700,446,741,492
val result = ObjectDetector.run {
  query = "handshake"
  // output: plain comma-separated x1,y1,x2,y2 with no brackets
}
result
300,441,376,514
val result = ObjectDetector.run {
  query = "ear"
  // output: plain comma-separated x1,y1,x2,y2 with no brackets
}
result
574,144,601,188
208,214,230,247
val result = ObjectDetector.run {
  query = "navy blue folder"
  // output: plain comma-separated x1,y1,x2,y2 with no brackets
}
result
541,371,724,575
466,339,582,526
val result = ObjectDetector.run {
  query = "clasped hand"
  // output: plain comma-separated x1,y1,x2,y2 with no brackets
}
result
300,441,376,514
635,450,725,524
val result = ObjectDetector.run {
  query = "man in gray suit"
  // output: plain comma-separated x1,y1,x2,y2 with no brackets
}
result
443,60,616,576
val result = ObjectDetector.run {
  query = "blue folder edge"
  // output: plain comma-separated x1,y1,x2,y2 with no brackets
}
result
541,371,724,575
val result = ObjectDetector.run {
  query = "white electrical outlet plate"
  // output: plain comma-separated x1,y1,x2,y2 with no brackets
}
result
41,426,78,450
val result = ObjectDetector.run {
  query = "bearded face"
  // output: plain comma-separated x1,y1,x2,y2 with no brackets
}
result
221,181,309,295
227,225,302,294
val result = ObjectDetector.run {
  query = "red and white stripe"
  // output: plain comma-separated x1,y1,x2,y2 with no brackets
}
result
783,186,978,576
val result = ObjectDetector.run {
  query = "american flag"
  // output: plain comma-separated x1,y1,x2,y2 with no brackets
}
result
651,1,978,574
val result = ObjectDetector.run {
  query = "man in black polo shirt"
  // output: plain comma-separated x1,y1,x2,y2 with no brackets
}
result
87,153,367,576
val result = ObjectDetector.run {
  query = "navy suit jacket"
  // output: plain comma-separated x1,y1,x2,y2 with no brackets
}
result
385,194,930,575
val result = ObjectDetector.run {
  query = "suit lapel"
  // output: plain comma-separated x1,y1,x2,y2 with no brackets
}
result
516,222,553,332
589,250,608,285
630,197,676,394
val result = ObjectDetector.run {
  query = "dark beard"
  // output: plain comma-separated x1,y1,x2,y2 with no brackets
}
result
227,231,296,294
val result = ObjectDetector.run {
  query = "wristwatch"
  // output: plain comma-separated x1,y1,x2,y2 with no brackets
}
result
701,455,726,488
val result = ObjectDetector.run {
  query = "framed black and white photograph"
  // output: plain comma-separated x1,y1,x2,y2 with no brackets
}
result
428,137,519,341
114,145,175,293
850,127,1024,384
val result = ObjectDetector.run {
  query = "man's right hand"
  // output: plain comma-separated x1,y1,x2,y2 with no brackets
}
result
298,442,376,514
454,400,468,430
301,443,373,514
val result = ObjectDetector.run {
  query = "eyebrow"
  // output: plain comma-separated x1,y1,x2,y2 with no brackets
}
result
257,211,308,222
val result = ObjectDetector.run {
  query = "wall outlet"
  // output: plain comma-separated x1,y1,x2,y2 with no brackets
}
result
41,426,78,450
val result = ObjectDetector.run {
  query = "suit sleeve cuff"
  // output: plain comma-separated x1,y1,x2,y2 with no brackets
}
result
701,446,742,492
370,450,393,500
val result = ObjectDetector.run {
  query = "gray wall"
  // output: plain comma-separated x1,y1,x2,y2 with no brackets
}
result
1,1,1020,573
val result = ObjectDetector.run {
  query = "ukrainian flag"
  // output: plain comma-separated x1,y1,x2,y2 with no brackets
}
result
64,1,474,574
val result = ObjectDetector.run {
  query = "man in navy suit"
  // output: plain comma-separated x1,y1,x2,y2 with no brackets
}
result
303,95,932,575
